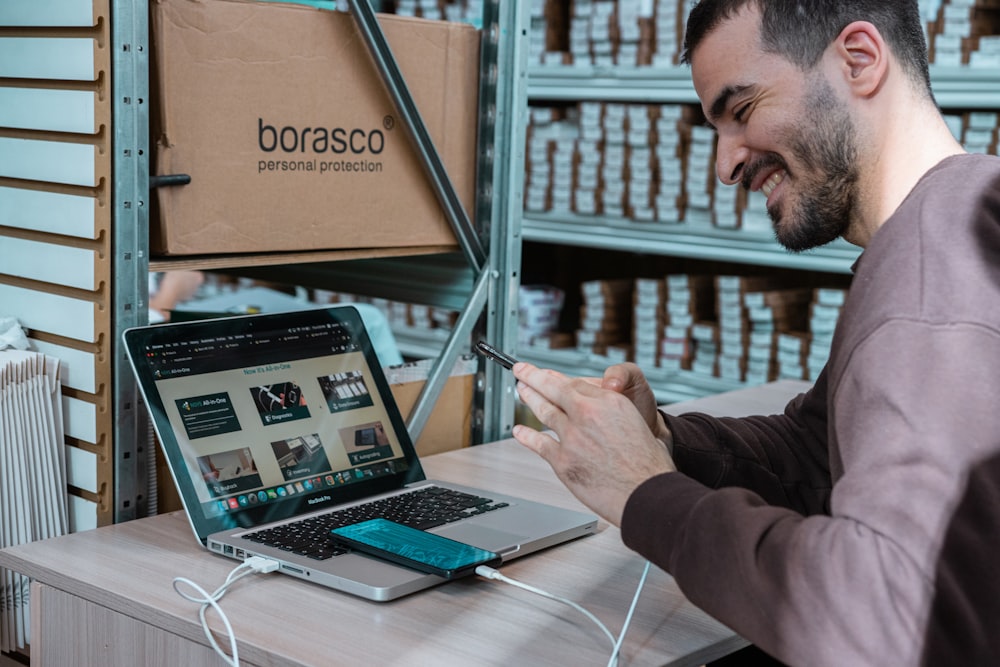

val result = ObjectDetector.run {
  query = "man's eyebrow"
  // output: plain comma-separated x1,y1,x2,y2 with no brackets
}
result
708,84,752,125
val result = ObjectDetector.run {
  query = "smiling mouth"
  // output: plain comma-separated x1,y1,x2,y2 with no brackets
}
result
761,170,786,197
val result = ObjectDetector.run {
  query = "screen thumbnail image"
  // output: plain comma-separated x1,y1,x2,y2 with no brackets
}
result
339,421,393,466
270,433,333,481
250,381,311,426
198,447,263,498
318,370,374,412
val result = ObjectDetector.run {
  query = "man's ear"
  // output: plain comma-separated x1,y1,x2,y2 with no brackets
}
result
834,20,888,97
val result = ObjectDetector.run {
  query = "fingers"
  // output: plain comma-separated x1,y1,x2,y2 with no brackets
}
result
514,378,568,433
511,423,558,459
601,362,646,393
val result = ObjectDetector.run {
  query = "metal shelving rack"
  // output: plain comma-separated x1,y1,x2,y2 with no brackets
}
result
0,0,529,530
131,0,528,513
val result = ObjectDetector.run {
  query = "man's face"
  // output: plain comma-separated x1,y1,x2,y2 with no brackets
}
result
690,7,860,251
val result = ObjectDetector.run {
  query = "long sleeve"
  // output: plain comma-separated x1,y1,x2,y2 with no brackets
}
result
623,320,1000,666
662,369,831,515
621,154,1000,666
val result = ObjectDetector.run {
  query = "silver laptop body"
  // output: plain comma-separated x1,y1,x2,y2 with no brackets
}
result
123,305,596,601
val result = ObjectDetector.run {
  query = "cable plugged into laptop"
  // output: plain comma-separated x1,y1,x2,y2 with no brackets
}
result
475,561,652,667
244,555,280,573
172,556,281,667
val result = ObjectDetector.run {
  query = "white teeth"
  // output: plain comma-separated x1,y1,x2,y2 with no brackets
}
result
761,171,785,197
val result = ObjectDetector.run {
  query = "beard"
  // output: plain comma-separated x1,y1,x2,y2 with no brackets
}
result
743,79,860,252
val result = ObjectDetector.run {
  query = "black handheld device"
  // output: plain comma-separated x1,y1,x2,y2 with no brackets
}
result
331,518,502,579
475,340,519,370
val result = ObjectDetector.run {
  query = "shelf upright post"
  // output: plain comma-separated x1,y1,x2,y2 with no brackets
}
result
110,0,152,521
475,0,530,442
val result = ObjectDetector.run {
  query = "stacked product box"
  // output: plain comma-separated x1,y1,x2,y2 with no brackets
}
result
651,0,683,66
972,32,1000,66
776,330,811,381
601,104,629,216
577,279,633,356
576,0,615,66
654,105,690,222
529,0,549,64
689,320,720,377
394,0,485,21
713,182,740,228
633,278,665,367
742,288,812,384
808,288,847,380
962,111,1000,153
524,120,550,213
519,285,567,347
660,274,714,371
615,0,656,66
626,106,657,220
574,102,603,214
685,125,716,226
525,101,705,224
714,275,787,382
529,0,571,65
525,107,577,213
521,273,848,385
740,189,772,233
927,0,1000,65
534,0,709,67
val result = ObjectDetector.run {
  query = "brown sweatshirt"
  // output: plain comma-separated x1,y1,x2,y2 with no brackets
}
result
621,153,1000,666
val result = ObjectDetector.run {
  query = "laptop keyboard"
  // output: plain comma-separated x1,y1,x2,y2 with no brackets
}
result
240,486,509,560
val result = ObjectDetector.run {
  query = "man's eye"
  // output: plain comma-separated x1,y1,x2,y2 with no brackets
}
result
734,104,751,121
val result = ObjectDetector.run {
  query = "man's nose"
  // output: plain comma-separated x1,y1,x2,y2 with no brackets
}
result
715,132,748,186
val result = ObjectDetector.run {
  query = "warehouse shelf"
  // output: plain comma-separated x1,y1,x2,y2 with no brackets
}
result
520,345,747,405
528,63,1000,109
522,211,861,274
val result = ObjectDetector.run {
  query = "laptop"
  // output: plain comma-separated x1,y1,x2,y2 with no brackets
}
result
123,305,597,601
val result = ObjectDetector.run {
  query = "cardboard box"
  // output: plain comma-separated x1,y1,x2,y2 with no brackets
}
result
388,370,474,457
149,0,480,255
383,355,476,456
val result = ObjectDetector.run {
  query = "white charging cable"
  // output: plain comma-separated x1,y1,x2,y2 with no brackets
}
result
173,556,280,667
476,559,652,666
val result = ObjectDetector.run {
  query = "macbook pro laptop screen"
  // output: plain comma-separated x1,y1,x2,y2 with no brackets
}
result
126,306,425,542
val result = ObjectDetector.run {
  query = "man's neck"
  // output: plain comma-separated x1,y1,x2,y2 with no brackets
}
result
846,99,966,248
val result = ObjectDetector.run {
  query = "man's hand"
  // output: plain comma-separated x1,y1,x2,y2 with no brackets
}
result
599,362,674,454
511,362,677,527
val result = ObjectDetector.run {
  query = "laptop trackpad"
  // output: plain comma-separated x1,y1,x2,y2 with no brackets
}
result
434,524,522,555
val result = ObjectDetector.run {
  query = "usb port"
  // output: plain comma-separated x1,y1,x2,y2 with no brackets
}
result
235,548,245,559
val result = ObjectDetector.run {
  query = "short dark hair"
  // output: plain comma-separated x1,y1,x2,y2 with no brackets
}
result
681,0,932,97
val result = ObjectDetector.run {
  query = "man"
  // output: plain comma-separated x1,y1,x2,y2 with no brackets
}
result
510,1,1000,664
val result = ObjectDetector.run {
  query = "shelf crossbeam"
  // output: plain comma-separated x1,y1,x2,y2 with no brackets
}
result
345,0,506,443
346,0,487,273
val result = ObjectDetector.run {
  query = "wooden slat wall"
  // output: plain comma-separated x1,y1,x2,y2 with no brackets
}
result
0,0,113,530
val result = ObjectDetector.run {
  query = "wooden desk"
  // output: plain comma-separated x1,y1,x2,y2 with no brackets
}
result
0,381,808,667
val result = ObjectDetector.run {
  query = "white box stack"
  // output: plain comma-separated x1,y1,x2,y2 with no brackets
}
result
652,0,681,66
519,285,566,346
686,124,716,226
654,105,686,222
963,111,1000,154
742,288,811,383
577,279,633,356
633,278,665,367
661,274,714,372
808,288,847,380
